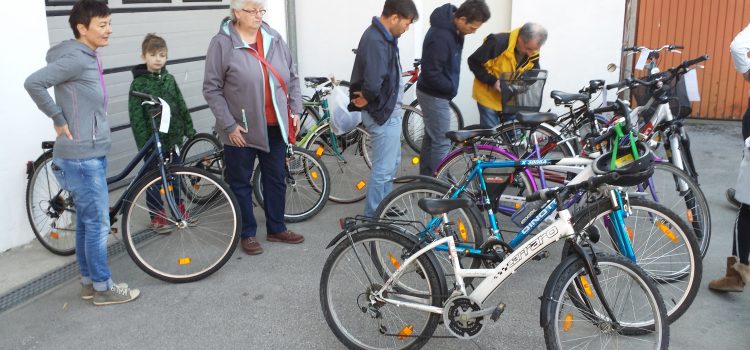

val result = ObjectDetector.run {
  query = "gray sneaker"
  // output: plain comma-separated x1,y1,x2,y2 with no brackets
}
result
81,284,94,300
93,283,140,306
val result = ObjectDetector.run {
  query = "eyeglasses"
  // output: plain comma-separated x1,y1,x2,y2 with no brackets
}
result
241,9,267,16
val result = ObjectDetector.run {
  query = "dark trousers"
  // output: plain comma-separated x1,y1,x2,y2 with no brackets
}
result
734,204,750,265
223,127,287,238
743,98,750,140
145,150,181,216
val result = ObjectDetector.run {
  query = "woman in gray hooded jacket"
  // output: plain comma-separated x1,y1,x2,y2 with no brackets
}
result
203,0,304,256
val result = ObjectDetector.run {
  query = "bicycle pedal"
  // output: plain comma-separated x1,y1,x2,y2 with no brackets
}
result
490,303,506,322
532,251,550,261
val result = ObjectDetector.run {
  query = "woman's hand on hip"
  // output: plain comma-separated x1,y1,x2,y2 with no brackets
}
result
228,125,248,147
55,124,73,140
292,114,300,133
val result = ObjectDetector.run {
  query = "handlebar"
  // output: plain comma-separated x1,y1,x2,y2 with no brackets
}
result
130,91,156,101
623,44,684,53
525,172,621,202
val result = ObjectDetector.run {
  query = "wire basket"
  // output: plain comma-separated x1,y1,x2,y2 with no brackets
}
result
498,70,548,115
630,74,692,119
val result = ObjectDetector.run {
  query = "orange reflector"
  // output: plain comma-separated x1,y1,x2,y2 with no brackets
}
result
397,325,414,340
193,184,201,191
562,313,574,332
657,221,678,243
457,218,468,242
388,252,401,269
626,227,634,242
315,146,325,157
515,202,522,209
580,276,593,298
311,171,319,179
50,231,59,240
159,185,174,195
356,181,366,190
411,156,420,165
686,209,694,223
178,257,191,265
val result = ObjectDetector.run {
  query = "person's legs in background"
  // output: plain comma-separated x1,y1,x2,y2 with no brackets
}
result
362,110,402,217
477,102,501,128
417,89,452,176
709,203,750,292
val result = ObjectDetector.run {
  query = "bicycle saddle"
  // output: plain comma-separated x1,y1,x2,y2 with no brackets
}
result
445,128,496,143
550,90,590,104
514,112,558,126
417,198,473,216
42,141,55,150
304,77,329,85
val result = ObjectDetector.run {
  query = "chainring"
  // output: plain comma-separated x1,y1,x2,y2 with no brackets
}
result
442,296,484,339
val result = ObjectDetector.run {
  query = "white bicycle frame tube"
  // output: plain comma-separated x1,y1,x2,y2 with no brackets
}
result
376,209,576,314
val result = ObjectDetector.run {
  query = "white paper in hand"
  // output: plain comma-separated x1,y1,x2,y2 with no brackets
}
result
684,69,701,102
158,97,171,133
635,49,650,70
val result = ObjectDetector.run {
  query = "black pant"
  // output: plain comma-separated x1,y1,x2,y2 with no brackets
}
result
743,98,750,140
733,204,750,265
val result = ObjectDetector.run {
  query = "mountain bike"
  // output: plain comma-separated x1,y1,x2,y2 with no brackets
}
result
321,172,669,349
25,91,241,283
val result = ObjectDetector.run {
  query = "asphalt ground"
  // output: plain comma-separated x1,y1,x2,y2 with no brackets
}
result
0,119,748,349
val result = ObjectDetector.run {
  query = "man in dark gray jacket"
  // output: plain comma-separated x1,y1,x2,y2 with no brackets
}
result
350,0,418,217
24,0,139,305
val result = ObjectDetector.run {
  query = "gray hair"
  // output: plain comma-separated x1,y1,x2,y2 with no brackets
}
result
519,22,548,46
229,0,266,21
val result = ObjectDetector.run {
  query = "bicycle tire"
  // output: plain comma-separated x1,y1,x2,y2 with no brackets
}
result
121,165,240,283
542,252,669,348
298,104,322,141
571,197,701,324
25,151,77,256
494,121,576,159
180,133,223,205
320,228,443,350
402,99,464,154
252,146,331,222
634,161,710,258
373,181,485,280
304,123,372,203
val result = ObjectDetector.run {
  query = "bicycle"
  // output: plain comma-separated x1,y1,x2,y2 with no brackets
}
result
179,131,331,223
376,111,701,324
321,172,669,349
25,91,241,283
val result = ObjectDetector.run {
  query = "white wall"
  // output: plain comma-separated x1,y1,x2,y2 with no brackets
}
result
0,1,52,251
511,0,626,113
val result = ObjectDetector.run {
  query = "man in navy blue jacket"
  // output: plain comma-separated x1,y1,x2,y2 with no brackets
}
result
350,0,418,217
417,0,490,176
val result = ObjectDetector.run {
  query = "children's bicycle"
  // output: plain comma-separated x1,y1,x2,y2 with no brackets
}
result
25,91,241,283
320,172,669,349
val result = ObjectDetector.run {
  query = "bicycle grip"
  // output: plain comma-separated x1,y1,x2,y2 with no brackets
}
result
130,91,153,100
591,104,619,114
526,189,554,202
672,45,685,50
585,172,621,190
605,79,630,90
682,55,709,68
590,128,616,146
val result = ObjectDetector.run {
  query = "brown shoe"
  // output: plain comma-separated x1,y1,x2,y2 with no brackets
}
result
240,237,263,255
708,256,745,292
267,230,305,244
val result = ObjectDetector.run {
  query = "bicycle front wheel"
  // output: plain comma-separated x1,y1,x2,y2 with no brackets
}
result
320,228,443,350
121,165,240,283
572,197,702,324
26,151,76,256
252,146,331,222
180,133,224,205
305,123,371,203
402,99,464,154
542,253,669,349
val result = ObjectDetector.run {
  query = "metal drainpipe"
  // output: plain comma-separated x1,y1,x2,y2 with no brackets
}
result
285,0,298,64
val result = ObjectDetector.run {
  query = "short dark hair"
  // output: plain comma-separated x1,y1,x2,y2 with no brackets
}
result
455,0,491,24
68,0,111,39
141,33,168,55
382,0,419,22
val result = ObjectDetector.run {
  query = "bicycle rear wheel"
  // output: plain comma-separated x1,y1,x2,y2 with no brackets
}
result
494,121,576,160
542,253,668,349
305,123,371,203
320,228,443,350
572,197,701,324
25,151,76,256
402,99,464,154
252,146,330,222
121,165,240,283
180,133,224,205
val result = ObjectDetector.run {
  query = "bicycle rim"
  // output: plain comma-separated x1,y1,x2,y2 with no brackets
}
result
180,134,224,205
26,153,76,255
320,230,441,350
122,166,240,283
306,124,371,203
544,254,668,349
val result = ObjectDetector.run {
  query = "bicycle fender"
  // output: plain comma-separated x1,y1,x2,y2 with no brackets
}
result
539,244,595,328
325,221,417,249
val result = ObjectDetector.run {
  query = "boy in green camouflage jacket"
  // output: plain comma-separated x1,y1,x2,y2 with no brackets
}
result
128,33,197,233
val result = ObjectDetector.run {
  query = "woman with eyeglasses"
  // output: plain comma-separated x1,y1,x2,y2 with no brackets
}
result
203,0,304,256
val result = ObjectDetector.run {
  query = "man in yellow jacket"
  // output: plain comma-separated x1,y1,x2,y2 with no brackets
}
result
468,22,547,127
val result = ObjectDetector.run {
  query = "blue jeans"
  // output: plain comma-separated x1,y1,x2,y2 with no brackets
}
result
416,89,452,176
51,157,113,292
223,126,287,238
478,102,512,128
361,109,403,217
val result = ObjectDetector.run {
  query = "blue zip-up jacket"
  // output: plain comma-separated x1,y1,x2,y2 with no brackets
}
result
350,17,402,125
416,4,463,100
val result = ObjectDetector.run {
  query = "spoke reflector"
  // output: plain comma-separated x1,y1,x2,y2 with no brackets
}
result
315,146,324,157
397,325,413,340
580,276,593,298
388,252,401,269
457,218,468,242
686,208,694,223
657,220,678,242
311,171,319,179
411,156,419,165
562,313,574,332
626,227,634,242
50,231,59,240
356,181,366,190
178,257,191,265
